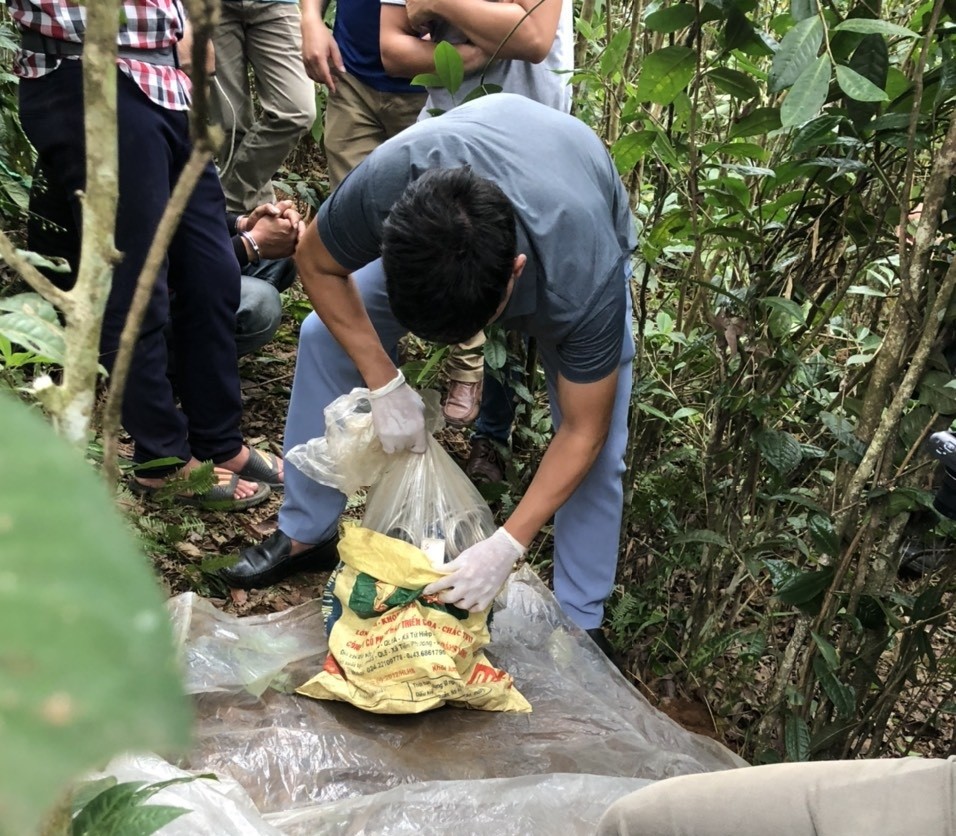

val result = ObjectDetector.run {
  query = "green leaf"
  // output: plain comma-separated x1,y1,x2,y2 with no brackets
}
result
832,19,919,39
707,67,761,99
460,82,503,103
754,427,803,474
791,114,843,153
10,247,71,273
785,714,811,761
846,34,889,126
600,28,632,77
781,54,832,127
612,130,658,174
811,631,840,669
634,46,697,106
72,781,146,834
791,0,818,21
0,396,192,836
813,655,856,718
760,295,805,324
410,72,443,89
70,784,192,836
483,336,507,371
730,106,782,138
836,64,889,101
673,529,731,548
807,514,839,556
769,16,823,93
0,292,66,363
645,4,697,33
919,370,956,414
776,566,834,605
433,41,464,94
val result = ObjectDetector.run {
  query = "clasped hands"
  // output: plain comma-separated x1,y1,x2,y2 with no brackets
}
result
237,200,305,261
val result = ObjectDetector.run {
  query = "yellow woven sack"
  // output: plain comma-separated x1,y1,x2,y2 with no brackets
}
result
296,526,531,714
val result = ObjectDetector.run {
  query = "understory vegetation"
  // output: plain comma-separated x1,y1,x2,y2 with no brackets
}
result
0,7,954,831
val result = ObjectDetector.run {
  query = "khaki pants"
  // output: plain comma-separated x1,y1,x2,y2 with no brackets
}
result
324,72,425,190
597,757,956,836
211,1,317,212
445,330,486,384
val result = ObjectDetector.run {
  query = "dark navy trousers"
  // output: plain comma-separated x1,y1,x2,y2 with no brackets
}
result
20,61,244,472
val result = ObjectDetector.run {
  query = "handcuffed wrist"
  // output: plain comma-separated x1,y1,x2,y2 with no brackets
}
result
239,230,261,263
368,370,405,399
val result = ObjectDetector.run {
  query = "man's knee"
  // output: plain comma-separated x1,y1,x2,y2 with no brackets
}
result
236,277,282,355
597,784,677,836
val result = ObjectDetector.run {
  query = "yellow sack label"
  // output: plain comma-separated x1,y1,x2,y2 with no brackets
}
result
297,526,531,714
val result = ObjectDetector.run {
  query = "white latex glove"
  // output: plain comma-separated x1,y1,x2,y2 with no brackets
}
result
423,527,527,612
368,371,427,454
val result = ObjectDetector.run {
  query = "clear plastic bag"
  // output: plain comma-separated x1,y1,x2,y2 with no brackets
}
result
362,443,494,566
286,387,494,565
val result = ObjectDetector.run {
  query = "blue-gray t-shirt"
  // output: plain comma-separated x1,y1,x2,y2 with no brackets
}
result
317,94,636,383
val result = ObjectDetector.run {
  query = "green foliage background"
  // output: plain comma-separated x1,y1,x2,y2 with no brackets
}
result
0,0,954,798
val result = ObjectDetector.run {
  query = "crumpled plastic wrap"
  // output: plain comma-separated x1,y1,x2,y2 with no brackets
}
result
263,773,655,835
140,568,746,834
285,388,444,498
85,752,284,836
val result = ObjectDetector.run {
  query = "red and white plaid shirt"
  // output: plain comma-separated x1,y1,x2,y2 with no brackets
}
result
7,0,192,111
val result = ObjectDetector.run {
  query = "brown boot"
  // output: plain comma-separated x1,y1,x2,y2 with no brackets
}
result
442,379,482,427
465,437,505,484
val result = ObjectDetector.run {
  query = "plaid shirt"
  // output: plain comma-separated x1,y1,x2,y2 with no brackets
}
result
7,1,192,110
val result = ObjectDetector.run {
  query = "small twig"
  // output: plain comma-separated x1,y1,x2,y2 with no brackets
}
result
0,230,74,314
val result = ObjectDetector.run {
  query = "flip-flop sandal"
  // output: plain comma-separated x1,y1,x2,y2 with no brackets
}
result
128,472,271,512
234,447,284,489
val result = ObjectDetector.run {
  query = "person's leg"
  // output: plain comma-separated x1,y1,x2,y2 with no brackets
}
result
324,72,392,190
209,2,254,206
243,254,297,293
597,757,956,836
443,331,485,426
223,259,407,587
379,88,427,141
225,1,316,210
465,366,515,484
235,274,283,357
539,284,634,630
20,63,193,473
165,157,246,465
25,162,80,285
279,259,407,542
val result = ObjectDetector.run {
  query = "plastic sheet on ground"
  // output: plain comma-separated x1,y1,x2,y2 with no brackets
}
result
102,569,745,834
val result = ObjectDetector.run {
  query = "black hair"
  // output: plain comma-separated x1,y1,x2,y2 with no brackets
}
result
381,167,517,344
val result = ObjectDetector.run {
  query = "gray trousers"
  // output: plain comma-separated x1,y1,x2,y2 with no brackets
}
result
597,757,956,836
278,259,634,629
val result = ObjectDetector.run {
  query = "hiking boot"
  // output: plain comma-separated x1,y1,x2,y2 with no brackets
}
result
465,437,505,484
443,379,482,427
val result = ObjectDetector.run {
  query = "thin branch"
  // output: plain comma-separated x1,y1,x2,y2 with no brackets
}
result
0,230,74,314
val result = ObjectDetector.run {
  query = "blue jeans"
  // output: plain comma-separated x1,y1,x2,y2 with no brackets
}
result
236,256,296,357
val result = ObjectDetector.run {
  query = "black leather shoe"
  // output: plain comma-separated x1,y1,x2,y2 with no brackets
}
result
586,627,615,659
219,529,339,589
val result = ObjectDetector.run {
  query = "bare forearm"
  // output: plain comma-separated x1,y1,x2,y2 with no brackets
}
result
295,226,397,389
504,425,605,544
426,0,559,62
300,0,324,21
380,28,441,77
